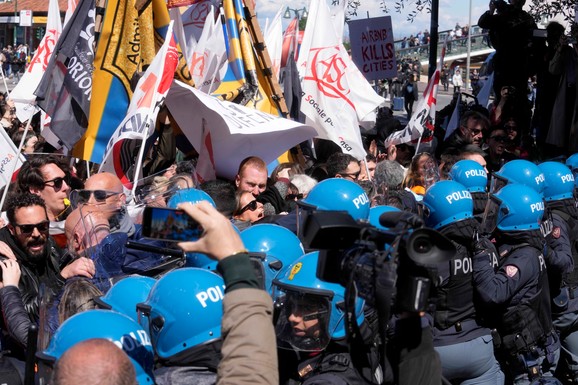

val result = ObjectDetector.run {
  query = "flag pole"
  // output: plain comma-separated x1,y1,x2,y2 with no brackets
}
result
0,66,9,94
0,118,31,212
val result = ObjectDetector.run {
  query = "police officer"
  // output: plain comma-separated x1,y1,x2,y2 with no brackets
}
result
473,183,561,384
137,268,225,385
492,159,570,291
539,161,578,381
421,180,504,384
273,251,381,385
449,159,489,218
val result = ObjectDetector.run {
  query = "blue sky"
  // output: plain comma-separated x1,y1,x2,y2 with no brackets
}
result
256,0,491,40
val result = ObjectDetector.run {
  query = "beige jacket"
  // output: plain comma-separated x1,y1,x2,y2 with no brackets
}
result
218,288,278,385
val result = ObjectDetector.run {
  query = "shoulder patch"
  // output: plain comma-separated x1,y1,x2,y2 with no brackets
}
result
552,227,560,239
505,265,519,278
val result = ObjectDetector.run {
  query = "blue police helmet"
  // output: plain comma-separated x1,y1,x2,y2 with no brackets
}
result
137,268,224,360
566,153,578,188
167,188,216,209
298,178,370,221
94,275,157,322
38,309,155,385
482,183,544,233
422,180,473,230
272,251,365,351
493,159,545,195
449,159,488,193
241,224,305,293
539,161,576,202
369,205,401,230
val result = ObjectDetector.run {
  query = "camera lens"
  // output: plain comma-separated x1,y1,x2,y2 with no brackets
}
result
412,236,432,254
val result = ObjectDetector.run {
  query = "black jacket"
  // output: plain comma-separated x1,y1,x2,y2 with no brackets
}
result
0,227,64,358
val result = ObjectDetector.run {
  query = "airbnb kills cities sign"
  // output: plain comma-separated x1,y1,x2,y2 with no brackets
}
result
348,16,397,81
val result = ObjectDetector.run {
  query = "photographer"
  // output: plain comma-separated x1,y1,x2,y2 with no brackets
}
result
177,201,278,385
478,0,540,138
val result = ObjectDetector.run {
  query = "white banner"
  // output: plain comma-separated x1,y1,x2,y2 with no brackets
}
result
165,81,317,180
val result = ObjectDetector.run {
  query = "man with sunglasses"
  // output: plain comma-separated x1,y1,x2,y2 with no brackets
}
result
17,155,71,223
0,193,95,361
484,127,518,173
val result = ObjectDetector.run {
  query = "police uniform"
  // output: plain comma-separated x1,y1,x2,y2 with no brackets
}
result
547,207,578,381
432,220,504,384
473,234,560,384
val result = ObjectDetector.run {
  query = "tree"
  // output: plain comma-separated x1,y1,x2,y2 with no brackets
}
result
344,0,576,25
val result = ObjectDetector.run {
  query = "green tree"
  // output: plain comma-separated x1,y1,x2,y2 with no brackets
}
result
344,0,576,25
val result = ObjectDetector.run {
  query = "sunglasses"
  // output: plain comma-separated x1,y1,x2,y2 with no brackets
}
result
13,220,49,234
236,200,259,215
490,136,507,142
71,189,121,205
286,193,304,201
43,176,69,191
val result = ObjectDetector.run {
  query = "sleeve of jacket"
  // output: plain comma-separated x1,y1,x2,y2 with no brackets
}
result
0,286,31,347
217,288,278,385
545,214,573,276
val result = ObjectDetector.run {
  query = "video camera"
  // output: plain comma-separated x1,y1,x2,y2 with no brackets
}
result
300,210,455,314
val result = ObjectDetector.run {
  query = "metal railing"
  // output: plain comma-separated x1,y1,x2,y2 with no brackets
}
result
395,33,492,62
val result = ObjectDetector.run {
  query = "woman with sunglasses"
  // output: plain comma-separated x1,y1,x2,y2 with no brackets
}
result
231,191,264,230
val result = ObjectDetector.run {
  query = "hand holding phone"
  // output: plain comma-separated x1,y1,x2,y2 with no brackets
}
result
142,206,204,242
176,201,245,261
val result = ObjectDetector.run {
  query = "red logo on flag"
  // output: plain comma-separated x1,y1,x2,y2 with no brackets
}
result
305,46,354,109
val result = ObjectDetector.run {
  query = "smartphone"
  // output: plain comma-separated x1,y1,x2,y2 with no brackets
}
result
141,207,203,242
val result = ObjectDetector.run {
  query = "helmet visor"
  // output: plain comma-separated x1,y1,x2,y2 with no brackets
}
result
480,194,502,235
489,173,508,194
272,287,332,351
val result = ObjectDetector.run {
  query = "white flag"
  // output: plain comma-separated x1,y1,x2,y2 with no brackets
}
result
10,0,62,123
0,127,26,191
264,7,283,82
190,7,228,94
99,23,179,188
384,42,447,147
298,0,384,160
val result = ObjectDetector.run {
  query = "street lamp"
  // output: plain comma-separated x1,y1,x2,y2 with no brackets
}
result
283,6,308,19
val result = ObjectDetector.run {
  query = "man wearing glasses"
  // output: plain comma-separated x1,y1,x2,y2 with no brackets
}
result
438,111,490,157
0,193,95,361
326,153,361,181
17,155,71,223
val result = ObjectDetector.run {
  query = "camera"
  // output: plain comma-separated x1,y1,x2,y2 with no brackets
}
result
300,210,455,313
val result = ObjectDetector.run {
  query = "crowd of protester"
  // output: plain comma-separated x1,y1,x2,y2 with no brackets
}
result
0,0,577,384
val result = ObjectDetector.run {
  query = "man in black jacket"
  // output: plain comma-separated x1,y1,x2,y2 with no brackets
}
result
0,193,94,360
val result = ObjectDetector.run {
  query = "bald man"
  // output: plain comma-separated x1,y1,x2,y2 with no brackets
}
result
64,208,111,257
52,338,137,385
74,172,134,236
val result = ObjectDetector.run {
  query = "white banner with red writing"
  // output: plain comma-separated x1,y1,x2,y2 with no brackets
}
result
297,0,384,160
165,81,317,180
99,23,179,188
10,0,62,123
384,42,447,148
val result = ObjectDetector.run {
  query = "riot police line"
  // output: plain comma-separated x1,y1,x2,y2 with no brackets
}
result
7,155,578,385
